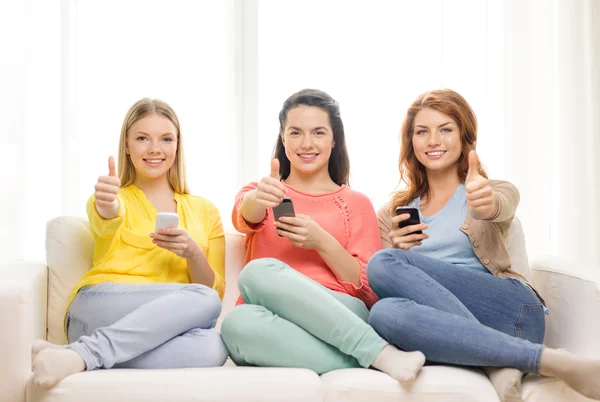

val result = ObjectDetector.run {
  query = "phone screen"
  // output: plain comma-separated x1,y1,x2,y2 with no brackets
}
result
395,207,422,234
272,198,295,221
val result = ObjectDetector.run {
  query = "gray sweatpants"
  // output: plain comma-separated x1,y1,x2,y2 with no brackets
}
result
66,282,228,370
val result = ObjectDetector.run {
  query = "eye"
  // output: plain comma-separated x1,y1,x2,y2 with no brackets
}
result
136,136,148,141
415,130,427,135
162,137,174,142
441,128,452,133
315,131,326,136
290,131,300,136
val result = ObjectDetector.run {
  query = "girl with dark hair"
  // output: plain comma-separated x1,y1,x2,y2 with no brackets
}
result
367,89,600,400
221,89,425,384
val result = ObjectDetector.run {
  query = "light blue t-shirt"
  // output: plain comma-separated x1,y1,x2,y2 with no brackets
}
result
408,184,490,274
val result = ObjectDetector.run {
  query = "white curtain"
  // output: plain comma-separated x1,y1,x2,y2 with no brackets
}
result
1,0,236,263
504,0,600,268
1,0,598,271
1,0,62,263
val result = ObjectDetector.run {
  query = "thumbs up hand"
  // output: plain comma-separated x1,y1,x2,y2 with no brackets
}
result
465,150,498,220
255,159,287,208
94,156,122,217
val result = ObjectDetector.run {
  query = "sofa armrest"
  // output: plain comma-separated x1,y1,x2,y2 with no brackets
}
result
0,261,48,402
531,257,600,357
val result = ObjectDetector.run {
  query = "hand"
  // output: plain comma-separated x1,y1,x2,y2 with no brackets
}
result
255,159,287,208
465,150,498,220
150,228,203,259
274,214,329,250
95,156,121,213
389,214,429,250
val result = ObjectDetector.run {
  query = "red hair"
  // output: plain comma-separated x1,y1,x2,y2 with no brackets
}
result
390,89,487,214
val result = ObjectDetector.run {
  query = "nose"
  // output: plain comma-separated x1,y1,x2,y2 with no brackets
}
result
429,130,441,146
301,134,314,149
149,139,161,153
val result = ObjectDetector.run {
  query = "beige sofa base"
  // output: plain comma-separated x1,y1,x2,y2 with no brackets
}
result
1,217,599,402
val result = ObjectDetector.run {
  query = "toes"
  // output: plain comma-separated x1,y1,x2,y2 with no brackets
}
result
398,373,416,387
34,376,52,389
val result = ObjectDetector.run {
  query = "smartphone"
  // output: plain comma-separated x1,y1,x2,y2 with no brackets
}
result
395,207,422,234
155,212,179,232
272,198,295,221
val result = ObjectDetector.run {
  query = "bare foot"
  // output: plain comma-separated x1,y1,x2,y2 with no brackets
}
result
371,344,426,386
540,348,600,400
32,348,85,388
31,340,65,368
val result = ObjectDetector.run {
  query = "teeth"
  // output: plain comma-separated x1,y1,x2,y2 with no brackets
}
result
427,151,445,156
299,154,317,158
146,159,163,163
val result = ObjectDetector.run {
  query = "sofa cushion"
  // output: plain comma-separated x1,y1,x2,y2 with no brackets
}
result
45,217,94,344
506,216,531,281
521,374,595,402
321,366,500,402
26,367,322,402
216,231,245,331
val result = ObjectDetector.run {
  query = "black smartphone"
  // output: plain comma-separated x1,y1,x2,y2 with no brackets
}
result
395,207,422,234
272,198,296,221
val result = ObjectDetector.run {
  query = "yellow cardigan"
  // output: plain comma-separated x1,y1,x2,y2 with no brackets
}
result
67,185,226,310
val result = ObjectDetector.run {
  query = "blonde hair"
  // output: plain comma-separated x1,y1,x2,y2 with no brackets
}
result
117,98,189,194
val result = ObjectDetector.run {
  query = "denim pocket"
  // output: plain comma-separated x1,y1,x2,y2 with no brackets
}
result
515,303,545,344
66,312,88,343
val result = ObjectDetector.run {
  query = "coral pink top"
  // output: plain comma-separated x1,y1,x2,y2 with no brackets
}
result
232,182,382,308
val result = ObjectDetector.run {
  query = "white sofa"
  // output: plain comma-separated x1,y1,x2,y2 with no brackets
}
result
1,216,599,402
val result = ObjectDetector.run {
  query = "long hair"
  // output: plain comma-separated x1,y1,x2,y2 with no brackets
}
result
390,89,487,213
273,89,350,185
117,98,189,193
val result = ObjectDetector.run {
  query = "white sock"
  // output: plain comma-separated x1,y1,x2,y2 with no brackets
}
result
371,344,426,386
33,348,86,388
31,340,65,368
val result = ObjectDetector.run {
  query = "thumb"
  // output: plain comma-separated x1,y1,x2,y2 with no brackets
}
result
270,158,280,179
466,150,478,181
108,156,117,177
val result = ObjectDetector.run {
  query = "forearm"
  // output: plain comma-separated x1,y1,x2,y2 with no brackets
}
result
239,190,267,224
186,252,216,288
317,233,361,286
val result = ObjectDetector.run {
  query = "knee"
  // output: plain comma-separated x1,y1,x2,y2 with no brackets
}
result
202,330,229,367
238,258,285,295
367,249,406,294
220,304,265,350
182,329,229,367
368,298,416,339
182,284,222,322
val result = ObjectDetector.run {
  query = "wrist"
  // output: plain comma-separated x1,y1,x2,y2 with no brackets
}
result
315,231,336,254
186,246,204,261
490,194,500,219
96,199,119,219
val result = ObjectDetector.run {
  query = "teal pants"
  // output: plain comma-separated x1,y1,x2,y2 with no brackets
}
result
220,258,388,374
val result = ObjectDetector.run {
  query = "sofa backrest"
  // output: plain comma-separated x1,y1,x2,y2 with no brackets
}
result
44,216,530,344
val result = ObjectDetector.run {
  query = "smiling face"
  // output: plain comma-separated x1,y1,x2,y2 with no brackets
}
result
125,113,178,183
411,108,462,175
281,105,335,179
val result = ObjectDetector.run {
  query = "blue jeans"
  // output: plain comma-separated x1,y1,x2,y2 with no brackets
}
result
66,282,228,370
367,249,546,373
